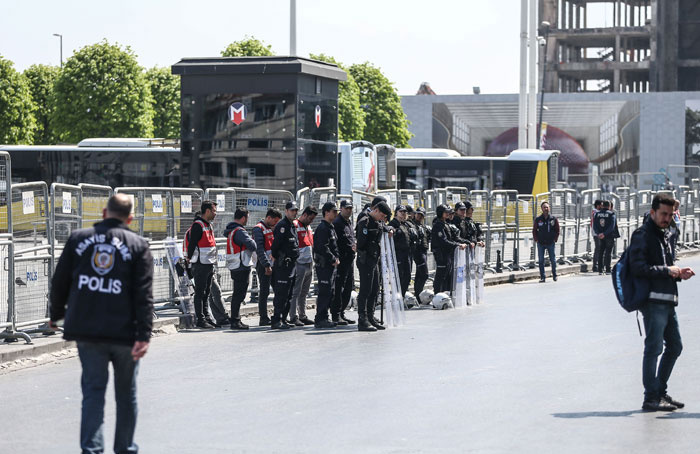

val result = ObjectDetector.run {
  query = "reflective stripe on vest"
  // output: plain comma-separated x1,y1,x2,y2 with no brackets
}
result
294,219,313,264
185,220,217,264
256,222,274,262
226,226,253,270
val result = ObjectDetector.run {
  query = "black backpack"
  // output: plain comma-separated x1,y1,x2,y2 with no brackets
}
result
611,247,649,313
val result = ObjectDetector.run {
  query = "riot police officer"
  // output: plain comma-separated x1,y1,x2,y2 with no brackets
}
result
452,202,470,241
313,202,340,329
463,201,485,247
389,205,416,297
270,201,300,329
412,207,430,301
331,199,356,325
432,204,467,293
356,201,392,332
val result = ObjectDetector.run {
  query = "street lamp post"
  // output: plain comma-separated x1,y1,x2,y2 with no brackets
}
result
52,33,63,68
290,0,296,56
537,21,551,149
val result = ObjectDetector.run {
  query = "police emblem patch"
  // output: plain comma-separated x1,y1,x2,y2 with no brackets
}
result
599,219,606,227
91,244,116,276
438,232,443,237
363,228,368,234
550,219,555,226
280,227,285,233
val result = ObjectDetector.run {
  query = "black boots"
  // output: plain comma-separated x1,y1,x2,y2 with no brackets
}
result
357,315,377,332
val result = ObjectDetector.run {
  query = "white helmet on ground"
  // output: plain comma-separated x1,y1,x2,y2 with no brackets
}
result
419,290,435,305
404,291,418,309
431,292,453,310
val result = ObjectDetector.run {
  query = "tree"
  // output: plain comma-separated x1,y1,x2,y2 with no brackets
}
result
23,64,60,144
0,56,36,144
51,41,153,143
348,62,412,147
221,37,274,57
686,107,700,149
145,66,180,138
310,54,365,141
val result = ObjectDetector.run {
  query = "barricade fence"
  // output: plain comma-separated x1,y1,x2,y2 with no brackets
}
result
1,175,698,343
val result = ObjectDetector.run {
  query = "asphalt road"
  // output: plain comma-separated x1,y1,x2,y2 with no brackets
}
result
4,257,700,453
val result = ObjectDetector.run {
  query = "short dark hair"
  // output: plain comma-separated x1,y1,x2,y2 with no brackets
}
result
201,200,217,214
234,208,249,220
541,201,550,208
652,194,675,211
602,200,611,209
594,199,602,208
266,208,282,219
302,205,318,216
107,194,132,219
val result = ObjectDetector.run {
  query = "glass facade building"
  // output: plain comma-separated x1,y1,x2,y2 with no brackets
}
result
172,57,346,192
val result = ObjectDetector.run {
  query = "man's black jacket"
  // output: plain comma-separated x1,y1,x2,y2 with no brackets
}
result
313,219,340,267
431,219,461,258
271,216,299,263
50,218,154,345
629,217,679,305
333,214,356,261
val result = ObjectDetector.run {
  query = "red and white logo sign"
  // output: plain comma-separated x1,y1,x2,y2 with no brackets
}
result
228,102,247,125
314,105,321,128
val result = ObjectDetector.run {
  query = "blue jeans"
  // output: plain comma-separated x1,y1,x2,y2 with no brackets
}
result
640,303,682,401
537,243,557,279
78,342,140,454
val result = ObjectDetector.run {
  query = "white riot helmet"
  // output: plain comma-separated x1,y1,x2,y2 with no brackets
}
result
348,291,358,310
404,291,418,309
419,290,434,305
431,292,453,310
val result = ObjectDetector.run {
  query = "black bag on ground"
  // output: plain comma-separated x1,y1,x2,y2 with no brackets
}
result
611,248,649,312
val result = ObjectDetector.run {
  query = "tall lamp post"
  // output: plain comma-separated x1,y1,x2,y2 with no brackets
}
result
537,21,551,149
53,33,63,68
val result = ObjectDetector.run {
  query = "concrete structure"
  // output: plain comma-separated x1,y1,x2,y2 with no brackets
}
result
540,0,700,93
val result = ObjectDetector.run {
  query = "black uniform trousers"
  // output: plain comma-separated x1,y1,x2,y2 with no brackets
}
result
433,253,454,294
272,260,296,324
413,251,429,297
396,254,412,297
592,236,601,271
598,238,615,272
192,263,214,322
357,259,380,317
331,257,354,318
229,268,251,321
255,262,272,319
315,265,336,323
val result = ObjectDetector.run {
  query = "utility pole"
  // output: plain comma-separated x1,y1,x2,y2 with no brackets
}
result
518,0,529,149
290,0,297,56
527,0,538,150
53,33,63,68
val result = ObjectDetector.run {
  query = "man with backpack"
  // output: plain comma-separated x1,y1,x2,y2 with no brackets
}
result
628,193,695,411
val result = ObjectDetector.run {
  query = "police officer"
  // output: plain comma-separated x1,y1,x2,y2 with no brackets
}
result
452,202,470,241
331,199,356,325
356,201,392,332
49,194,153,453
593,200,616,275
313,202,340,329
412,207,430,301
270,201,300,329
463,201,485,247
184,200,218,329
224,208,258,330
389,205,416,297
253,208,282,326
432,204,467,293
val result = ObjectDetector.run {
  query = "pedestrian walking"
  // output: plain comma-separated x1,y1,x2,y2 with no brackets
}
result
270,201,300,330
184,200,219,328
224,208,259,330
252,208,282,326
593,200,615,275
49,194,153,454
289,206,318,326
313,202,340,329
533,201,560,282
629,193,695,411
591,200,602,273
331,199,357,325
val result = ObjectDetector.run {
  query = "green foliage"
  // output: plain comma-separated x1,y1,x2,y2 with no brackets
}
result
0,56,36,144
310,54,365,142
686,107,700,148
221,37,274,57
23,64,60,144
145,66,180,138
348,62,412,147
51,41,153,143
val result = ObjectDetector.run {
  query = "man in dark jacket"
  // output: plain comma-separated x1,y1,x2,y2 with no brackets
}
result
389,205,416,297
224,208,258,330
463,201,485,247
313,202,340,329
629,193,695,412
331,200,356,325
593,200,616,275
591,200,602,273
270,201,300,329
412,207,430,301
49,194,153,454
533,201,560,283
432,205,467,293
184,200,218,328
252,208,282,326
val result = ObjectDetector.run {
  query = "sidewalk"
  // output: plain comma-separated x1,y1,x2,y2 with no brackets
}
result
3,249,698,366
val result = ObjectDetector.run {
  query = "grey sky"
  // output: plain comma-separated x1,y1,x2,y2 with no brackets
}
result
2,1,614,96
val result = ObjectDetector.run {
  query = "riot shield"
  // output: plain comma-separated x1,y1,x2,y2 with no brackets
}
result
164,238,196,328
452,247,468,309
475,245,485,304
468,247,476,305
380,232,406,327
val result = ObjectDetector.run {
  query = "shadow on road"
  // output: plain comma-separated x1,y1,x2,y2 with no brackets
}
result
552,410,644,418
656,412,700,419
